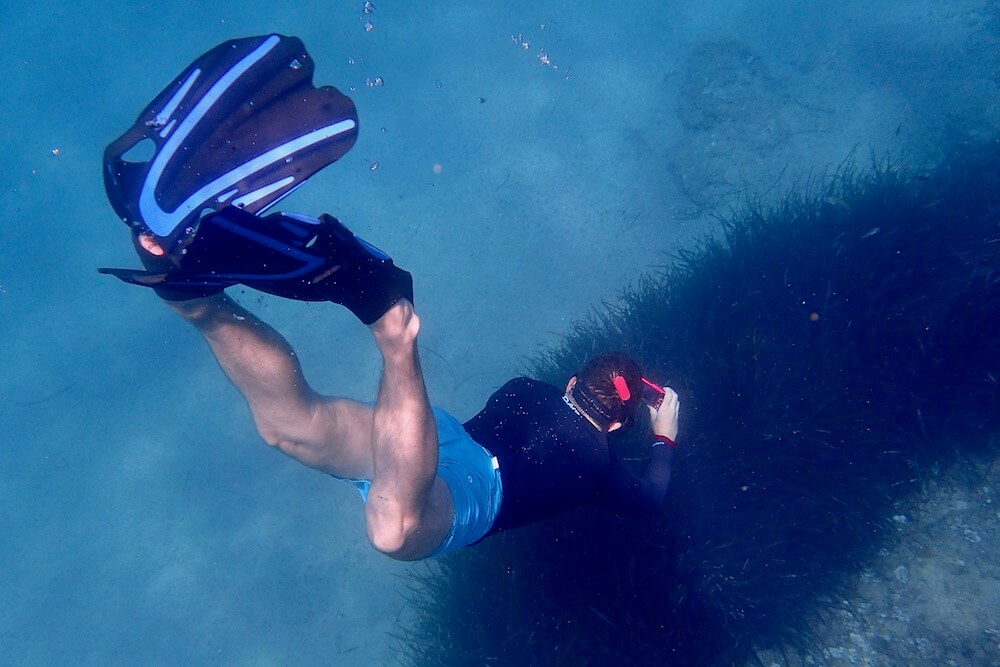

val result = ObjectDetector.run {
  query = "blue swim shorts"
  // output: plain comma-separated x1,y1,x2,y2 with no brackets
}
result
338,407,503,558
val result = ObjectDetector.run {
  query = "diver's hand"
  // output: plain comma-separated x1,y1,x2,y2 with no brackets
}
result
648,387,680,441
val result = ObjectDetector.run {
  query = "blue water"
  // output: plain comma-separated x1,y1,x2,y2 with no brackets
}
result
0,1,995,664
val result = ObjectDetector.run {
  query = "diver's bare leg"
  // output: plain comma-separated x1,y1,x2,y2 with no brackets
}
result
165,294,375,478
365,300,454,560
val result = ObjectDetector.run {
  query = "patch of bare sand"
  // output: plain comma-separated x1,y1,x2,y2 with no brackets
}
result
760,452,999,666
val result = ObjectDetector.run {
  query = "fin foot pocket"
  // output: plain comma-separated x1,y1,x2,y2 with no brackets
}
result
102,205,412,320
238,213,414,324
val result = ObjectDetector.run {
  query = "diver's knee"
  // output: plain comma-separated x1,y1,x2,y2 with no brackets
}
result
365,508,425,559
366,521,409,557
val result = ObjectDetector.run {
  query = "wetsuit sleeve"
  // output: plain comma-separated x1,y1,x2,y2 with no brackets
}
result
604,444,673,514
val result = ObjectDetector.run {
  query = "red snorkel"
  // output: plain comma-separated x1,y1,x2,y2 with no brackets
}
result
612,374,666,409
612,375,631,401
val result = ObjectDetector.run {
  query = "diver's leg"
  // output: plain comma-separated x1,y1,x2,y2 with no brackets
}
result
166,294,375,478
365,300,454,560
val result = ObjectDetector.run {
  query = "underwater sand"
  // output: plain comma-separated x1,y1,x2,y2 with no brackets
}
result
761,460,999,666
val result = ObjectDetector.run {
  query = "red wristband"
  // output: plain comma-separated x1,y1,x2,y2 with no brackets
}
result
652,434,677,447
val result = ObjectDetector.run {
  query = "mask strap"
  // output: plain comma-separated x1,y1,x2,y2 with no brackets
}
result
570,381,615,430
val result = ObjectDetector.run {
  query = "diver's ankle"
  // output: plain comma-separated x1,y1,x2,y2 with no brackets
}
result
372,301,420,361
164,293,229,322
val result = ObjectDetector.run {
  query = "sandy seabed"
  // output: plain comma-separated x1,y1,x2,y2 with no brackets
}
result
761,457,999,666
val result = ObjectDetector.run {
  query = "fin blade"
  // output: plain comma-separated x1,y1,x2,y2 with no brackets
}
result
104,34,358,240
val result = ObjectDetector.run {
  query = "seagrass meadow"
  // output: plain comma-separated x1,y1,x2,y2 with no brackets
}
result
400,139,1000,666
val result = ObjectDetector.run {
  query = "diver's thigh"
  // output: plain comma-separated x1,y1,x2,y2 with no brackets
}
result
420,476,456,551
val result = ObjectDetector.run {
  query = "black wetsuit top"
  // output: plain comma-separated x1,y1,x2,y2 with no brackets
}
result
462,377,673,537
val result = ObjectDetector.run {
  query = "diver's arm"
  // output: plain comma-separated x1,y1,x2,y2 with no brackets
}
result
642,387,679,502
606,445,672,512
605,388,679,512
639,444,673,504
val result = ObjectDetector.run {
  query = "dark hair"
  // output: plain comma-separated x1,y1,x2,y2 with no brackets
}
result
577,353,643,427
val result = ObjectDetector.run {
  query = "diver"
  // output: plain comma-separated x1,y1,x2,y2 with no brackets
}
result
100,34,679,560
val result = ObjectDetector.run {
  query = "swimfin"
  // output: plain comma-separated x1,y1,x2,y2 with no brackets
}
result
242,216,414,324
103,34,358,247
100,206,413,323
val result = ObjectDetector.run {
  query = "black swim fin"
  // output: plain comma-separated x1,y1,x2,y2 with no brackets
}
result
99,34,406,321
240,213,415,325
100,206,413,323
103,34,358,246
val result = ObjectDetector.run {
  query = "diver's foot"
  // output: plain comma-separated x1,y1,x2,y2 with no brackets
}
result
322,260,414,326
239,213,414,325
137,233,166,256
306,215,414,324
105,229,231,302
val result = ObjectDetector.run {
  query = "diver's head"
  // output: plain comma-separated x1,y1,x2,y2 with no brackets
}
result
566,353,643,432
